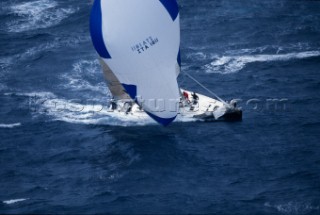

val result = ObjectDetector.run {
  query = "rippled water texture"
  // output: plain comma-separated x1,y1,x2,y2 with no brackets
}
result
1,0,320,214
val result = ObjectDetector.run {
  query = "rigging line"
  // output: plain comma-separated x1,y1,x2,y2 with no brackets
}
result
182,71,231,108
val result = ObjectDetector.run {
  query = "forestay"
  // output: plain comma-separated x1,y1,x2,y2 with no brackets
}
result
90,0,181,126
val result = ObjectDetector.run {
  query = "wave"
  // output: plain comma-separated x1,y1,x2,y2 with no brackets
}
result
0,57,12,69
0,123,21,128
21,36,90,60
0,84,6,91
4,91,55,98
60,59,109,95
9,91,197,127
39,97,156,127
185,52,208,61
0,58,10,91
264,201,319,214
0,57,12,83
205,50,320,74
3,198,28,204
0,35,90,78
6,0,78,33
11,91,154,126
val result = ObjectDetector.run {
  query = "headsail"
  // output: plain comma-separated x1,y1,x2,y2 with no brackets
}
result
90,0,181,126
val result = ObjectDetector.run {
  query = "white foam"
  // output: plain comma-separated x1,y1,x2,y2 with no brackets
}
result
0,123,21,128
16,91,153,126
22,42,59,59
61,59,109,94
205,51,320,74
3,198,28,204
16,91,199,127
7,0,78,32
186,52,208,61
13,91,56,98
39,98,197,126
45,101,156,127
264,202,319,214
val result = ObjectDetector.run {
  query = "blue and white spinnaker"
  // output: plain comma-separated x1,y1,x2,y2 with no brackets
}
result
90,0,181,126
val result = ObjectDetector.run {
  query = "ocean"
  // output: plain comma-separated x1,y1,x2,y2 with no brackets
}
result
1,0,320,214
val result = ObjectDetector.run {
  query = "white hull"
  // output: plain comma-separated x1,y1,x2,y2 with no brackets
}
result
107,89,242,123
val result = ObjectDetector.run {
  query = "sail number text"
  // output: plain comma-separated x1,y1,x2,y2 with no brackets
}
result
131,36,159,54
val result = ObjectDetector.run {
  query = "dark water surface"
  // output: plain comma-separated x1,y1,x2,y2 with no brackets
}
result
1,0,320,214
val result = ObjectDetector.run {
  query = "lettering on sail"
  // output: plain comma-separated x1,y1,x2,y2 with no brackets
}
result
131,36,159,54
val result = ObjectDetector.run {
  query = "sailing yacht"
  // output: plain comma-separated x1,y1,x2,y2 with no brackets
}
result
90,0,242,126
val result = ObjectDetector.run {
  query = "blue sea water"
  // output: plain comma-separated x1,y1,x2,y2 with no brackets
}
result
1,0,320,214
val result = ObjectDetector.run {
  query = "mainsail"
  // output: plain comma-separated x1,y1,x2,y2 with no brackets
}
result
99,58,130,100
90,0,181,126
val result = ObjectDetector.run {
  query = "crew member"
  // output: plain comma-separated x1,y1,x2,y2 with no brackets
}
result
192,92,199,104
110,98,117,110
183,91,189,100
125,101,132,114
